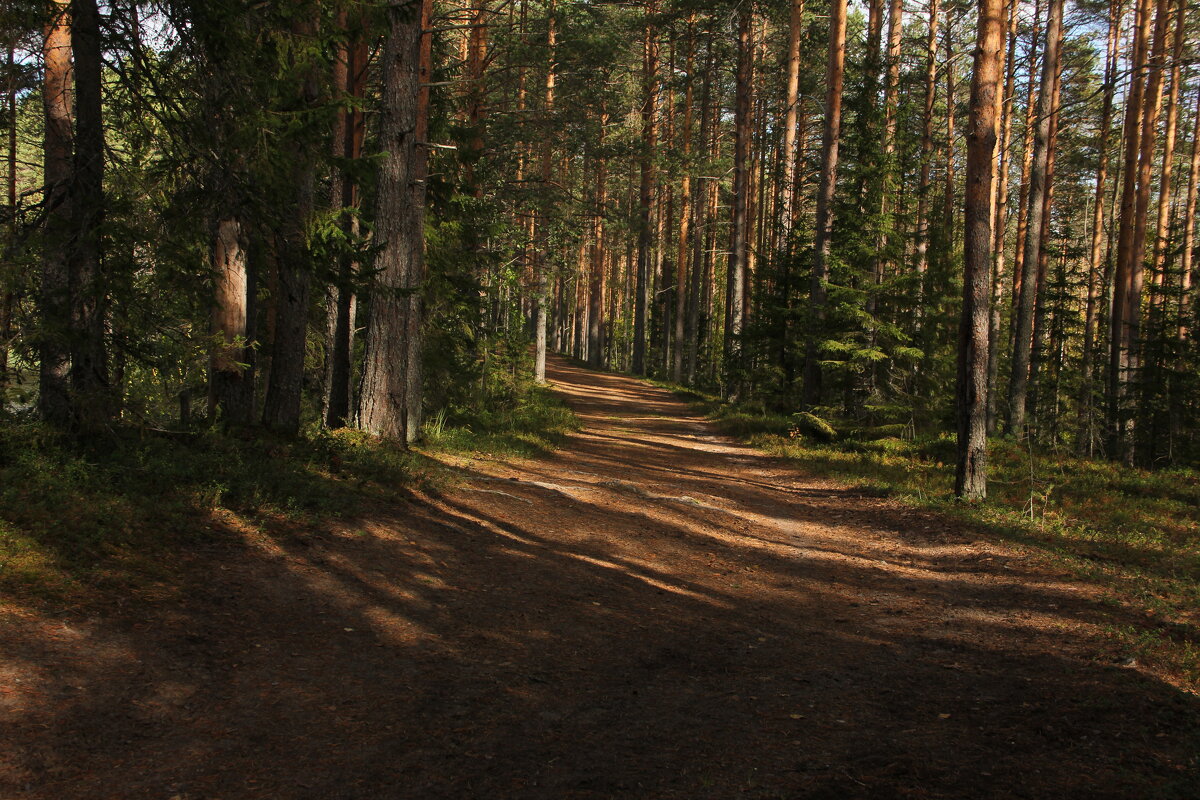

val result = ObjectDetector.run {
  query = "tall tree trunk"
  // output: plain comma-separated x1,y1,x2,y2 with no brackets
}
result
686,33,715,387
802,0,848,406
871,0,903,299
357,0,429,443
779,0,804,249
956,0,1003,500
1005,0,1062,436
985,0,1019,434
533,0,556,382
323,20,367,428
914,0,940,279
588,110,608,369
671,17,694,383
632,5,657,376
1178,86,1200,341
39,0,72,425
262,18,321,435
68,0,107,431
1109,0,1154,458
1025,49,1062,433
1080,0,1122,452
724,5,752,398
1112,0,1168,462
1009,0,1042,318
1149,0,1184,311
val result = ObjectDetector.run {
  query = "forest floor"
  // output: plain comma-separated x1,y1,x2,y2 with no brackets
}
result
3,356,1199,799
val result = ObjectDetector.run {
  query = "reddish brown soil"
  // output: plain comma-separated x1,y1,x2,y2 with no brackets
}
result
3,357,1198,799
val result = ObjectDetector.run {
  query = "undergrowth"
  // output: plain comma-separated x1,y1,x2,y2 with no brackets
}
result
670,385,1200,689
0,383,576,605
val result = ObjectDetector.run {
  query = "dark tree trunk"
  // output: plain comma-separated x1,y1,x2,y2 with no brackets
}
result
357,0,429,443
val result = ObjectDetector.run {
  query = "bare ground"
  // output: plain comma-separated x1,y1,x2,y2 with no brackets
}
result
2,356,1198,799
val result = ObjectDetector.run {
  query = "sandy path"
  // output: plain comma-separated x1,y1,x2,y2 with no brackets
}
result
3,356,1198,799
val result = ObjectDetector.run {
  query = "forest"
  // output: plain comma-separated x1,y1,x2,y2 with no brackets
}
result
1,0,1199,485
3,0,1200,797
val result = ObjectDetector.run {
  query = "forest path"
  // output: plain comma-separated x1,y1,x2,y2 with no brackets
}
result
4,356,1198,799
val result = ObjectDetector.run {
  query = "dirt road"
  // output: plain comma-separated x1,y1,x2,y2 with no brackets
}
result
3,357,1197,798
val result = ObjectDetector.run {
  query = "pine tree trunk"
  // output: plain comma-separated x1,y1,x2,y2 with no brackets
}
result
913,0,940,279
263,18,321,435
1116,0,1169,462
533,0,556,383
632,7,657,377
588,110,608,369
1109,0,1154,459
671,17,694,383
985,0,1019,434
724,5,752,398
1005,0,1062,436
1149,0,1184,311
779,0,804,248
323,22,366,428
802,0,848,407
1080,0,1122,453
357,0,429,443
1178,86,1200,341
39,0,73,425
956,0,1003,501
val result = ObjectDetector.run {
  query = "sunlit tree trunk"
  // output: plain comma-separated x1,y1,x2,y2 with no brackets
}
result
1080,0,1122,453
1149,0,1184,311
209,218,254,424
985,0,1018,434
802,0,847,406
724,5,752,398
671,17,694,383
632,4,657,376
534,0,556,382
1109,0,1154,459
914,0,940,279
1006,0,1062,437
588,109,608,369
1178,86,1200,341
956,0,1003,500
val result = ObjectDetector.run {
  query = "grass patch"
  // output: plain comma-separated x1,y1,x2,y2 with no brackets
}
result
0,385,577,606
664,384,1200,690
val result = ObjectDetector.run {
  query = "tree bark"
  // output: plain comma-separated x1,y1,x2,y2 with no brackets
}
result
262,17,321,435
533,0,556,383
632,5,657,376
802,0,848,407
956,0,1003,501
39,0,73,425
1178,86,1200,341
914,0,940,279
671,17,694,383
209,217,254,424
1005,0,1062,436
724,5,752,398
323,20,367,428
357,0,429,443
1080,0,1122,452
985,0,1019,434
